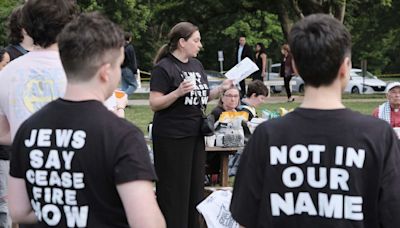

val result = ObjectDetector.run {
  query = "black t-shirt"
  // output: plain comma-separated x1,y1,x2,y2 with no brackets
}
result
10,99,157,228
231,108,400,228
150,53,209,138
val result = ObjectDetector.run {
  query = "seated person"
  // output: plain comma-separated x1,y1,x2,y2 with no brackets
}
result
211,86,240,120
372,82,400,127
238,80,269,120
206,87,240,183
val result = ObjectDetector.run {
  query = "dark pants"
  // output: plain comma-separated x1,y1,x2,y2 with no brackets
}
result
153,135,205,228
239,79,246,98
284,75,293,99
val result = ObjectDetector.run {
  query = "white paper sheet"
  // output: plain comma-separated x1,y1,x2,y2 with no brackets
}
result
224,57,259,84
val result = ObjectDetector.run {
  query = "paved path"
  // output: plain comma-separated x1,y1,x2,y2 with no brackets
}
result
128,96,386,106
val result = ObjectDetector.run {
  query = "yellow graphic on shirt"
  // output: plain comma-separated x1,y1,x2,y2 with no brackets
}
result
23,79,56,113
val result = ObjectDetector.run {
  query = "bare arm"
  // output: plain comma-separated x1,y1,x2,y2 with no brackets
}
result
0,114,11,145
261,53,267,78
117,180,166,228
209,79,234,100
8,176,37,223
149,80,193,112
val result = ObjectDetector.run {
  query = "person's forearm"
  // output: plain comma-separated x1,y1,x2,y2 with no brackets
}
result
11,211,37,224
209,86,223,100
149,91,180,112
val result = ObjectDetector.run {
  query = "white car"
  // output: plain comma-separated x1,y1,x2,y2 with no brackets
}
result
344,68,386,94
266,63,303,93
267,64,386,94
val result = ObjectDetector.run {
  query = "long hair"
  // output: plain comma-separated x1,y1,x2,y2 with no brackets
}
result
153,22,198,64
256,42,266,54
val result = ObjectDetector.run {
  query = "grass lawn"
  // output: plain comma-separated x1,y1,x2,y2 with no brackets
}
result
125,100,383,134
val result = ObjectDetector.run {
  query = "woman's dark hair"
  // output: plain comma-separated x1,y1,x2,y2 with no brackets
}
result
21,0,78,48
153,22,198,64
256,42,266,54
8,5,24,45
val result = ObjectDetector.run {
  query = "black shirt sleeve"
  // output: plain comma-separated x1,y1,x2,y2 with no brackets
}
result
378,127,400,227
230,123,267,226
150,66,172,94
113,127,157,184
9,126,26,178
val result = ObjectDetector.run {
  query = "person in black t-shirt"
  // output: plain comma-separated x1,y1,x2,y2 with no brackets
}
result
231,14,400,228
150,22,232,228
8,12,165,228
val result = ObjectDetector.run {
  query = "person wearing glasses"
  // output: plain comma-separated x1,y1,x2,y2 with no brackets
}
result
211,86,240,121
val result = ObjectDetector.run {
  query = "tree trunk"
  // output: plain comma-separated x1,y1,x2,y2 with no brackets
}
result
277,3,292,41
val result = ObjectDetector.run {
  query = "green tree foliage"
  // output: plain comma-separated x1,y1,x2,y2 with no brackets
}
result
0,0,398,74
0,0,22,47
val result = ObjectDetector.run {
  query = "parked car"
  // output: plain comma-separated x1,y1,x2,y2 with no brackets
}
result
267,64,386,94
345,68,386,94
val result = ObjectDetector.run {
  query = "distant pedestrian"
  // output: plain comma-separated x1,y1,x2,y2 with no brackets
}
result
280,44,295,102
235,35,254,98
252,42,267,81
120,32,138,95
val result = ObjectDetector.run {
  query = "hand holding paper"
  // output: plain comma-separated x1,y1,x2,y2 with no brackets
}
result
224,57,259,84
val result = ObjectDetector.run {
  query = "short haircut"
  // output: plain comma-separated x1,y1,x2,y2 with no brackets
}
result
21,0,77,48
7,5,24,45
289,14,351,87
246,80,269,97
58,12,124,82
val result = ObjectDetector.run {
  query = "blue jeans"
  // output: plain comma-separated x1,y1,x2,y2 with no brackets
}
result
0,160,10,228
121,67,138,95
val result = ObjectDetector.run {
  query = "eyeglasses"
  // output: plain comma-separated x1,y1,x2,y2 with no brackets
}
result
224,94,239,98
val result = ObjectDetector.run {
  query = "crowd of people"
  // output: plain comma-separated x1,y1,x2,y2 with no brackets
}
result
0,1,399,228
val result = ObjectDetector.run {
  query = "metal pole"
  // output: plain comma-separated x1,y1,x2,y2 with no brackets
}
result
267,59,272,80
361,60,367,94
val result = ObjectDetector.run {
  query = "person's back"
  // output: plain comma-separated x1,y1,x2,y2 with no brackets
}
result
8,12,165,228
230,14,400,228
0,50,66,138
233,107,399,227
11,98,155,227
